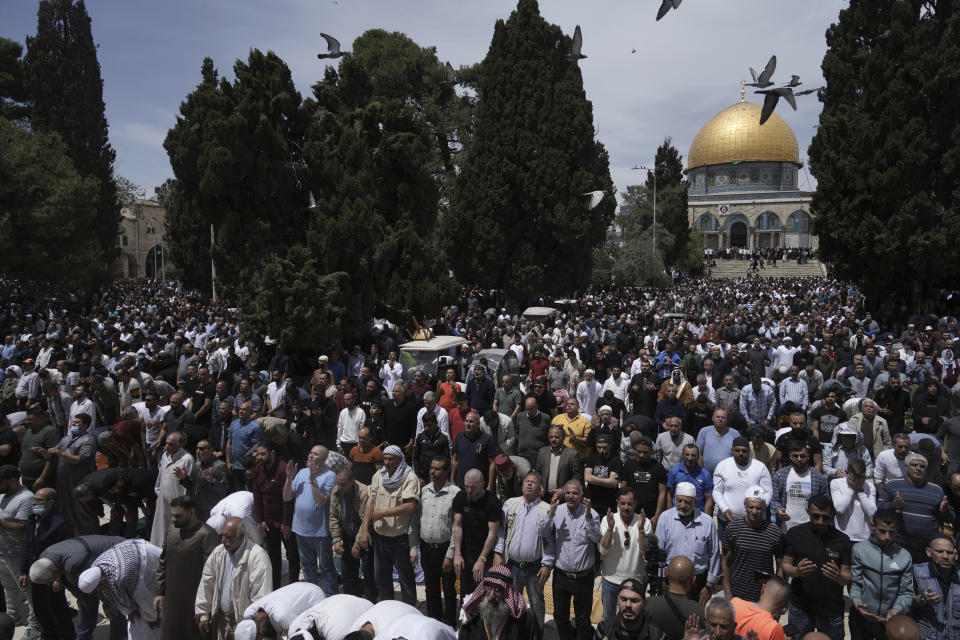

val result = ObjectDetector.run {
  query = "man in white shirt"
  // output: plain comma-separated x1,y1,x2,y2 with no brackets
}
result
773,337,799,371
598,487,652,624
415,392,450,440
654,416,693,471
829,458,876,542
602,367,630,406
576,369,603,419
874,432,910,496
712,437,772,536
336,391,366,455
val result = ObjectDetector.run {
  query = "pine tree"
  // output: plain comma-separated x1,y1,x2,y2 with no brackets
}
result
445,0,615,302
24,0,118,272
0,38,29,121
809,0,960,304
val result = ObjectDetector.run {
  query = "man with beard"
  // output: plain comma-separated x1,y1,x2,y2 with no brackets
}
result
598,489,652,624
457,565,541,640
592,578,667,640
911,534,960,639
629,360,659,419
154,495,220,640
176,439,228,523
584,435,623,517
622,436,667,529
655,482,720,604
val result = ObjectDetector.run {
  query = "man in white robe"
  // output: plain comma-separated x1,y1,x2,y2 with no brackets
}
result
150,431,194,546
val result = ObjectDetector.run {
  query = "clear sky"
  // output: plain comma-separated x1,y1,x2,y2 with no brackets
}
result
0,0,844,202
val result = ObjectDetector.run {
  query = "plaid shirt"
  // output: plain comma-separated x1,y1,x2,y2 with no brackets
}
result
778,377,809,411
715,387,741,413
770,465,828,518
739,384,776,425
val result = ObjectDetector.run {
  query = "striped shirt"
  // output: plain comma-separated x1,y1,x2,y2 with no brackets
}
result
878,479,954,551
722,518,784,602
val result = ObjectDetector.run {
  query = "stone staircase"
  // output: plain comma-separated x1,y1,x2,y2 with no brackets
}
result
707,258,827,279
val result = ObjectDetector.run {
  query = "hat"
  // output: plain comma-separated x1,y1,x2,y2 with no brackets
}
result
0,465,18,479
318,355,329,363
732,437,749,448
598,404,613,414
743,485,766,503
234,620,257,640
383,445,404,458
675,482,697,498
495,454,514,474
78,567,102,593
618,578,646,596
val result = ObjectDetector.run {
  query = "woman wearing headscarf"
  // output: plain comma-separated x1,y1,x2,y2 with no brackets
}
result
911,379,952,435
934,349,958,387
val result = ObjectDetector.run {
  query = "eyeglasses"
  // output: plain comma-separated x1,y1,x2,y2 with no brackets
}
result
623,529,631,549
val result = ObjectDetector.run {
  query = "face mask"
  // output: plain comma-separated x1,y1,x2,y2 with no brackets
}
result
32,505,46,516
70,426,82,436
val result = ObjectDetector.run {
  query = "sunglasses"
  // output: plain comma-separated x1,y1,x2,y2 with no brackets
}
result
623,529,631,549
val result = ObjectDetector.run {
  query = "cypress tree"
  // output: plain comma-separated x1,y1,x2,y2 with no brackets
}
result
446,0,615,302
24,0,118,272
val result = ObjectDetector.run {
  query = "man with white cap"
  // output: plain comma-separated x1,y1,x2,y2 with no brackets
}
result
78,538,163,640
655,481,720,604
712,437,772,537
575,369,602,420
721,485,785,602
878,452,955,562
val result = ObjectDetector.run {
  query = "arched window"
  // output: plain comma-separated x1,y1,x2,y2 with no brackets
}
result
697,213,719,231
723,213,750,229
756,211,781,231
787,210,811,233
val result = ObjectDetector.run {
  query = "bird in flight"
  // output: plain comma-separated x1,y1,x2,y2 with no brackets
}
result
747,55,776,88
756,87,797,125
582,191,608,211
794,87,822,96
318,33,349,59
567,25,587,61
782,75,802,87
656,0,682,21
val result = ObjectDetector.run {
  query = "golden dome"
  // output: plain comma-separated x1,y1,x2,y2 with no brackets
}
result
686,101,800,171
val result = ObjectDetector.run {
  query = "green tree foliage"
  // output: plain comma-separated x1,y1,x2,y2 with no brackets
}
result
0,38,29,121
23,0,119,270
155,178,210,292
165,51,309,300
0,119,102,288
809,0,960,303
445,0,615,302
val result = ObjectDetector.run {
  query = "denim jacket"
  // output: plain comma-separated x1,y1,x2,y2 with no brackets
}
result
912,561,960,640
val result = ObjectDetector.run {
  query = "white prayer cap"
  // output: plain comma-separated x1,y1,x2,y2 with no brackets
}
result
743,486,766,504
234,620,257,640
675,482,697,498
598,405,613,414
585,368,595,375
206,515,225,533
78,567,102,593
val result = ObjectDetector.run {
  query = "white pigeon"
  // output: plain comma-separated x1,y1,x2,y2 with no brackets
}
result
582,190,607,210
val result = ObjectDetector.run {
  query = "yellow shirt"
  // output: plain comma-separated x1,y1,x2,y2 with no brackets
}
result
367,469,420,537
552,413,593,460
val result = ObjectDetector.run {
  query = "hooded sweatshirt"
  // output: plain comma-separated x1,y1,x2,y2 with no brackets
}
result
823,421,874,479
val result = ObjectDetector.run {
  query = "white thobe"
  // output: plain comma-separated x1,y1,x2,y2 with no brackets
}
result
150,448,194,546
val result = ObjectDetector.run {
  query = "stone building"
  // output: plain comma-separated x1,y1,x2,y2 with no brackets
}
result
685,97,815,250
116,199,171,278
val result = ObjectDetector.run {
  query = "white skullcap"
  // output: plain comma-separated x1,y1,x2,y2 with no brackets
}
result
585,368,595,375
743,486,766,503
206,515,225,533
234,620,257,640
598,405,612,414
675,482,697,498
78,567,102,593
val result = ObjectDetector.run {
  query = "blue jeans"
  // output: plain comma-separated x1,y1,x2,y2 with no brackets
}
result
78,595,125,640
509,561,545,630
373,532,417,605
296,534,338,596
784,602,844,640
601,578,620,625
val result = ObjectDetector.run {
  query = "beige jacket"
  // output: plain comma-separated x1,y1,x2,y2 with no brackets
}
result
329,480,369,545
195,539,272,620
848,413,891,460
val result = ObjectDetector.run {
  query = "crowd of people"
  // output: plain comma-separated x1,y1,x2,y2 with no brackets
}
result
0,275,956,640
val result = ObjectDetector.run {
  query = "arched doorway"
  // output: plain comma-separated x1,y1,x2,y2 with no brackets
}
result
730,221,747,247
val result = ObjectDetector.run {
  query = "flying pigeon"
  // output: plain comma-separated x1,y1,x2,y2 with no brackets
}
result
567,25,587,61
747,55,776,88
782,75,802,87
656,0,682,21
582,191,608,211
755,87,797,125
794,87,822,96
443,62,456,84
317,33,348,59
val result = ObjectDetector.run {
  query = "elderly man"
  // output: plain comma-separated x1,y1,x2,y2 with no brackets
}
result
688,595,743,640
879,453,955,562
576,369,603,420
330,465,376,602
696,409,741,475
78,538,163,640
911,534,960,639
654,415,693,472
721,486,784,603
457,564,541,640
48,412,99,535
358,444,420,605
283,445,336,594
655,482,721,604
646,556,705,639
151,431,194,546
416,391,450,440
226,401,262,491
29,535,126,640
875,433,910,496
20,487,73,640
536,425,582,494
543,479,600,640
453,469,502,601
195,517,272,640
154,495,219,640
176,438,228,521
